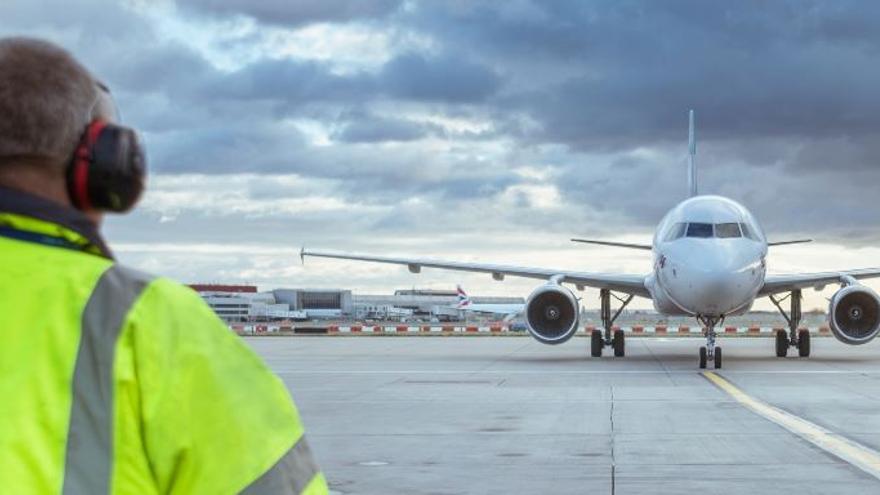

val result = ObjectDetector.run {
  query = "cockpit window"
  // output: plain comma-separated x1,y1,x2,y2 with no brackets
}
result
715,223,742,238
686,222,713,238
667,222,757,241
664,222,687,241
739,222,759,241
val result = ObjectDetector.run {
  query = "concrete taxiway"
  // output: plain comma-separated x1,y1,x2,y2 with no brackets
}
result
246,336,880,495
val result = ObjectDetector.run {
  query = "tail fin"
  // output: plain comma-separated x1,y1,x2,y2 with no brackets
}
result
688,109,697,197
456,285,471,308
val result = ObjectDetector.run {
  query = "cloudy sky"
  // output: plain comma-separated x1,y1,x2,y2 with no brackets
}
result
4,0,880,310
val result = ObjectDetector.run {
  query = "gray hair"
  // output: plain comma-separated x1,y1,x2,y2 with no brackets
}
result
0,37,99,170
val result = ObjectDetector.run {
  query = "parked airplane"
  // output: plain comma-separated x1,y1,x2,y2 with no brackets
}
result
303,110,880,368
454,285,523,320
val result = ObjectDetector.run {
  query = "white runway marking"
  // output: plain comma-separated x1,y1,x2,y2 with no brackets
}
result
705,371,880,481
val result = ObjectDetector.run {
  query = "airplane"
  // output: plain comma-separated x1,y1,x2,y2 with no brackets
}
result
302,110,880,369
454,285,523,321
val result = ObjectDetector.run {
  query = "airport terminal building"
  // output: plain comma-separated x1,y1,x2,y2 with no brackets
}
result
190,284,523,322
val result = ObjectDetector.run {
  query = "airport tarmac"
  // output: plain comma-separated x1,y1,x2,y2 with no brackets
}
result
246,336,880,495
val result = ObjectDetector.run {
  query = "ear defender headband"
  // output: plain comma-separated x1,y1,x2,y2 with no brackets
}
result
66,83,146,213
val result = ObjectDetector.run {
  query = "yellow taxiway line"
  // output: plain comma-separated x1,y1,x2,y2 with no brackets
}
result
703,371,880,480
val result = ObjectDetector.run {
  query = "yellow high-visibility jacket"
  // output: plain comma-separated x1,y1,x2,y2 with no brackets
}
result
0,188,328,495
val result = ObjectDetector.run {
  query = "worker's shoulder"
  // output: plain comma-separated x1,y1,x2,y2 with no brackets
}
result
132,271,203,309
119,267,230,341
105,263,206,316
104,263,158,286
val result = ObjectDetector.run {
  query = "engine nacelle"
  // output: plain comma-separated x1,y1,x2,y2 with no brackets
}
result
525,283,580,345
828,285,880,345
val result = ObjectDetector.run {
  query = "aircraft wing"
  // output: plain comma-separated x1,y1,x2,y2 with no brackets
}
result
760,268,880,296
301,248,651,298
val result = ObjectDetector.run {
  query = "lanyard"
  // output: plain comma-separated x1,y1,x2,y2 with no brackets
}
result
0,225,89,252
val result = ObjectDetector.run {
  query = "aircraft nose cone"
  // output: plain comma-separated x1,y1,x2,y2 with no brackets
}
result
663,252,759,315
691,270,737,310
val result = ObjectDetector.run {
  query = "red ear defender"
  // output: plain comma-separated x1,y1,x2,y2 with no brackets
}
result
66,120,146,213
67,120,105,210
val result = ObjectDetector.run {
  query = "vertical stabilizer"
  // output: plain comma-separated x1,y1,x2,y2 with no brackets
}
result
687,109,697,197
456,285,471,308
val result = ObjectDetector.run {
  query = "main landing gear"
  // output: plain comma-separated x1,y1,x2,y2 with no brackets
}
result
770,289,811,358
698,315,723,369
591,288,633,358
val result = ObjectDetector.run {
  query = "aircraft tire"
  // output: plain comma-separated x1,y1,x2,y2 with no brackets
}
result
612,329,625,357
775,330,789,358
590,330,603,358
714,346,722,369
699,346,707,369
798,329,811,357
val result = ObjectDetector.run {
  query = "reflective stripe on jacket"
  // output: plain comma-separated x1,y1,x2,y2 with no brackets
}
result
0,192,328,495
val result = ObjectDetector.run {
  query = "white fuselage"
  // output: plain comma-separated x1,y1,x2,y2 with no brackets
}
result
459,303,523,315
645,195,768,318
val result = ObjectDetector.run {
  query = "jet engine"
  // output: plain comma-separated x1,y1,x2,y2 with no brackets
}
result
828,284,880,345
525,283,580,344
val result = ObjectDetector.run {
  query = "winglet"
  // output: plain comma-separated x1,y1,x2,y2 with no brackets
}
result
300,246,306,264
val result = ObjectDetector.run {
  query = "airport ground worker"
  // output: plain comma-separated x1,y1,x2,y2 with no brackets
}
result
0,37,328,495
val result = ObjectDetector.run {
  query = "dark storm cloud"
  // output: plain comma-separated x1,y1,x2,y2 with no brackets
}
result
196,51,501,109
203,58,375,104
178,0,404,27
148,122,310,174
3,0,880,253
406,1,880,147
99,43,215,94
332,113,432,143
9,1,880,155
147,118,512,205
0,0,152,40
792,135,880,172
379,52,502,103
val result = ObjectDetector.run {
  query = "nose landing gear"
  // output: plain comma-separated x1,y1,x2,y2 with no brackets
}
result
697,315,722,369
699,345,722,369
